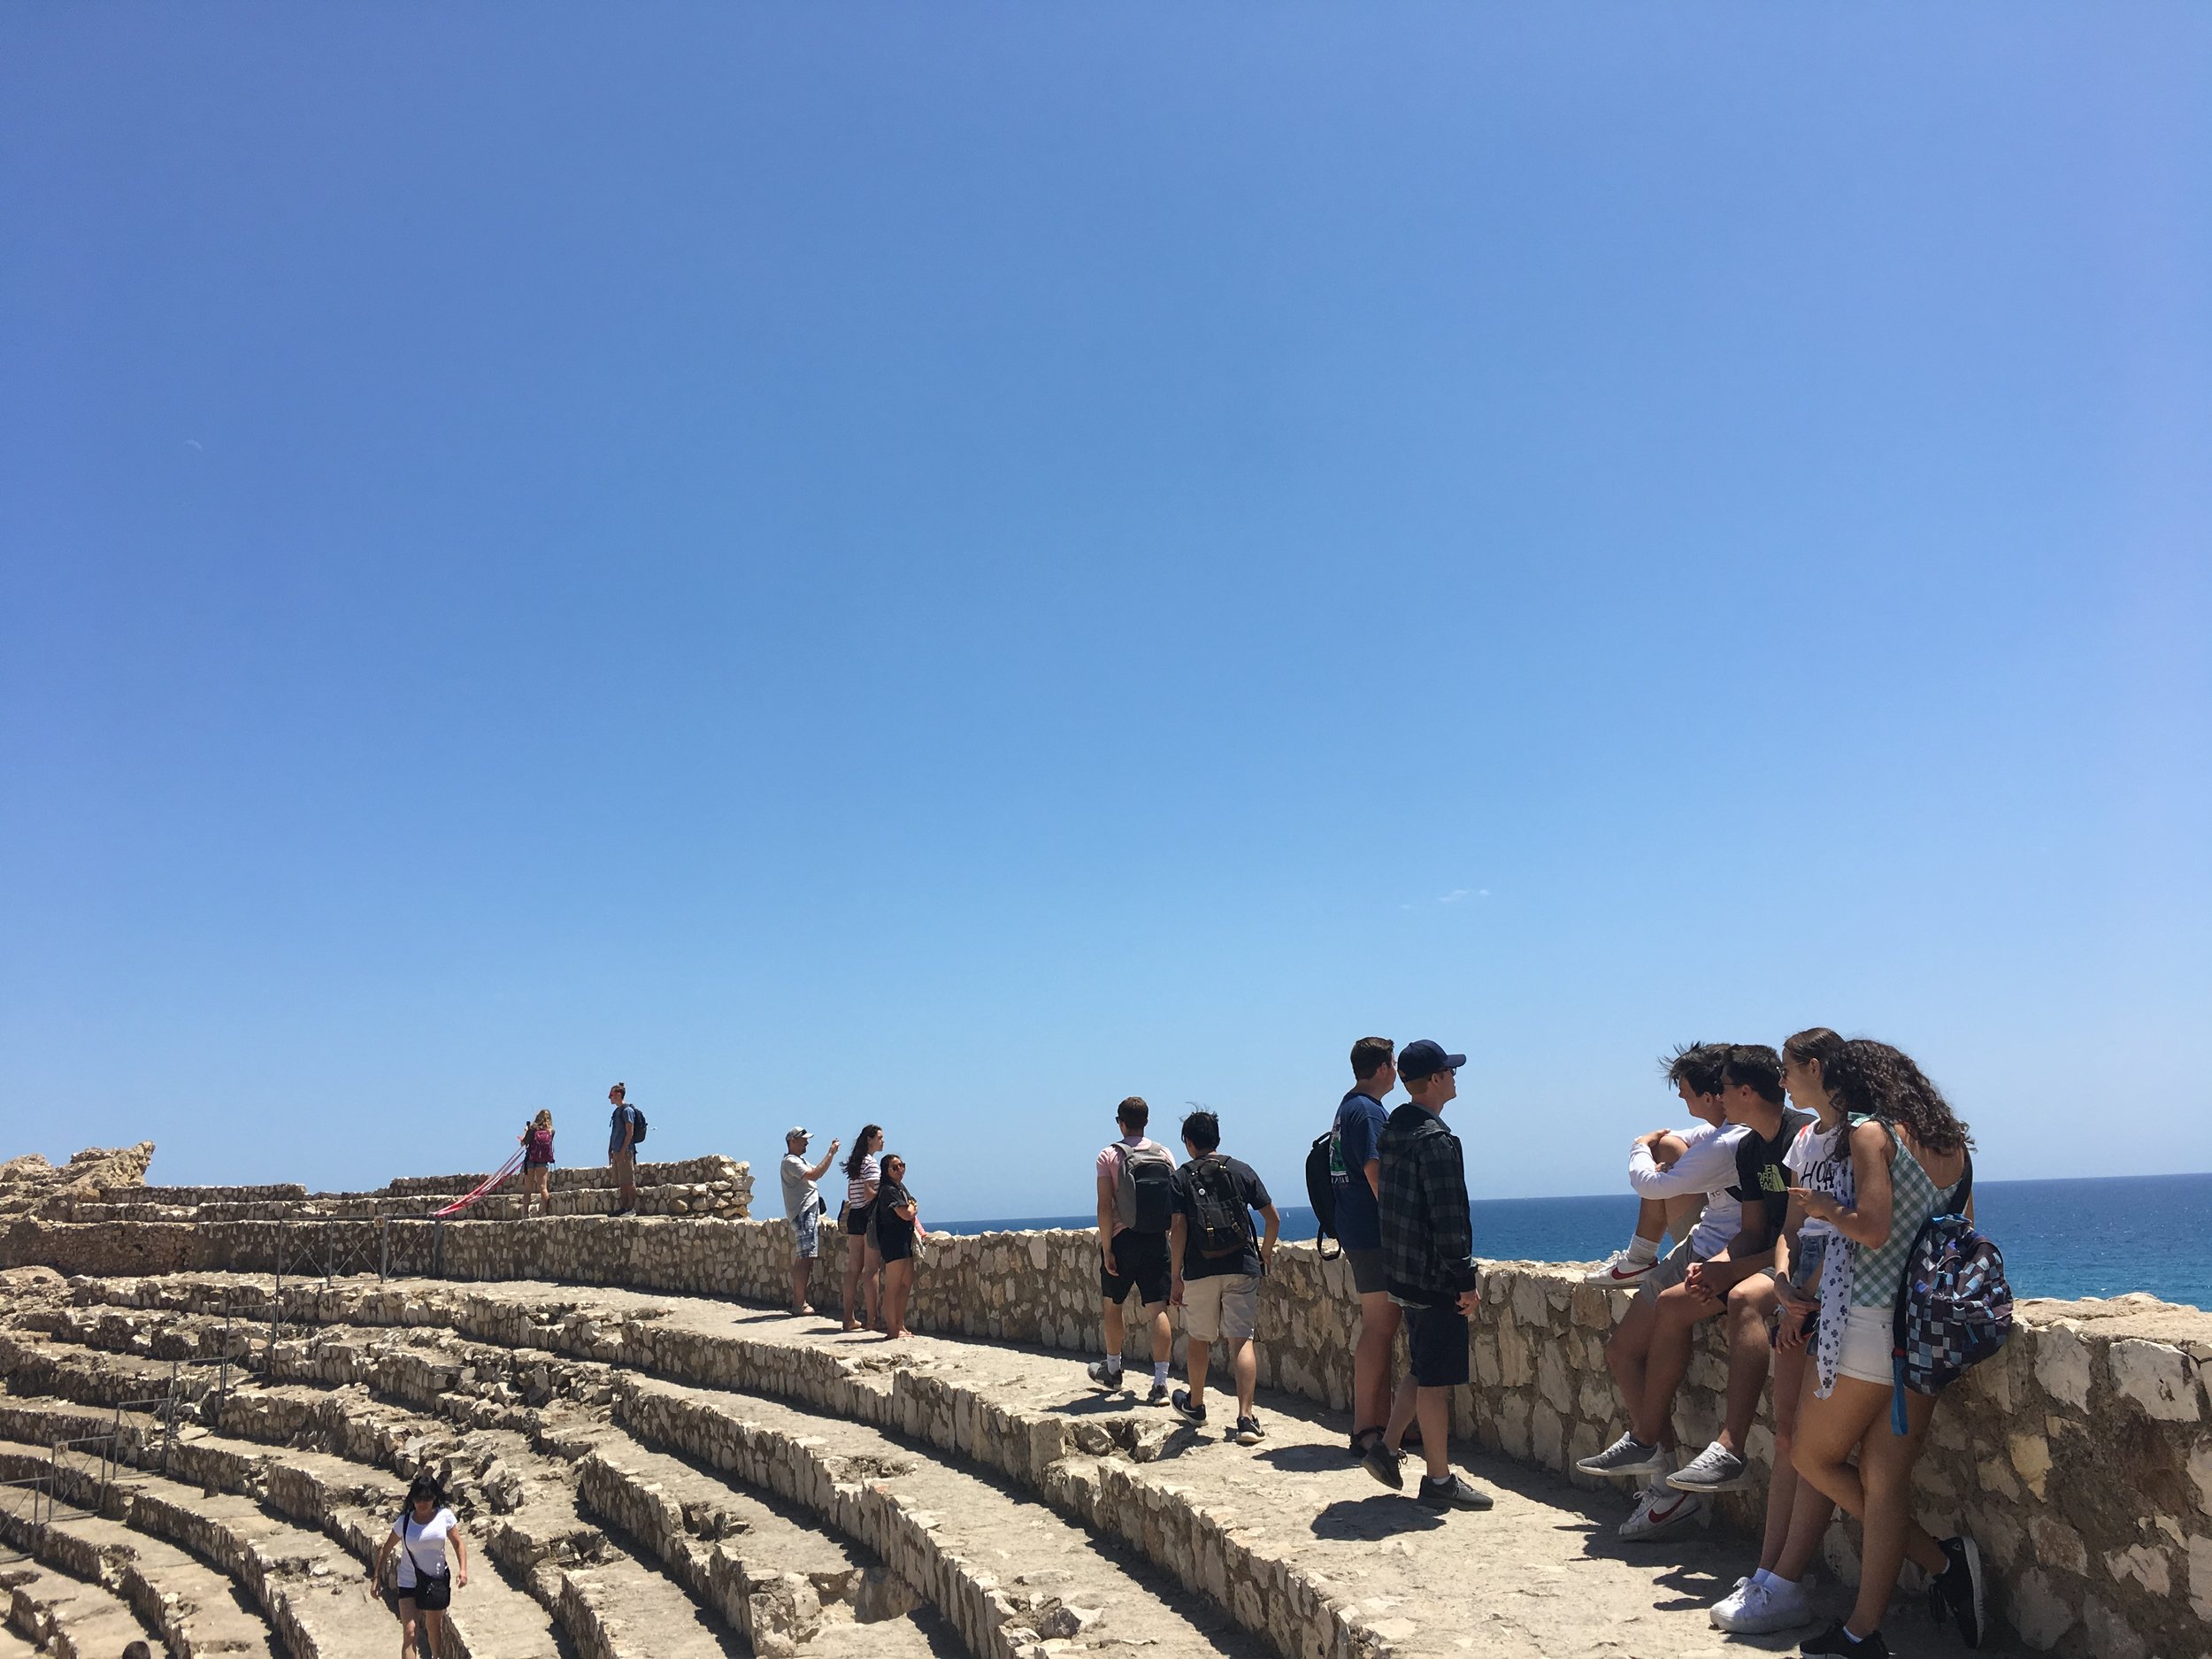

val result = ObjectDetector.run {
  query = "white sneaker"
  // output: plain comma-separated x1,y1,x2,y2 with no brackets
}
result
1709,1577,1762,1629
1713,1575,1814,1634
1584,1248,1658,1287
1617,1480,1702,1540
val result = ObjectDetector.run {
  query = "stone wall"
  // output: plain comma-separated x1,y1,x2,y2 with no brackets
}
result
4,1208,2208,1656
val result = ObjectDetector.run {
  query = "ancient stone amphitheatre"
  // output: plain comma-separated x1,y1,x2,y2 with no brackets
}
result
4,1145,2206,1659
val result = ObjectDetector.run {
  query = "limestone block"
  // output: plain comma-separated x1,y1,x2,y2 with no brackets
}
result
1975,1455,2022,1503
2004,1566,2075,1650
2008,1431,2051,1500
2192,1442,2212,1516
2080,1595,2148,1659
2101,1543,2169,1596
2108,1340,2201,1422
1535,1345,1574,1418
2033,1323,2092,1411
2029,1514,2087,1574
1509,1276,1548,1328
1497,1395,1532,1462
1529,1401,1564,1471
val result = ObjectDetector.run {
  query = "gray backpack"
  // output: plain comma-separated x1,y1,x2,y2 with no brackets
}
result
1113,1141,1176,1233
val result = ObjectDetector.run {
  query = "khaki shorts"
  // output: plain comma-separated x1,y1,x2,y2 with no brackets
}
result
1633,1237,1701,1306
1182,1272,1259,1344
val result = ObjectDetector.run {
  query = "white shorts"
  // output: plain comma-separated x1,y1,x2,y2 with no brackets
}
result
1182,1273,1259,1345
1838,1306,1894,1386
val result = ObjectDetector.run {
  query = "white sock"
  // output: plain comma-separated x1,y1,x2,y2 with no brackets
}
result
1750,1569,1778,1591
1152,1361,1169,1387
1626,1234,1661,1265
1767,1571,1800,1593
1102,1356,1122,1375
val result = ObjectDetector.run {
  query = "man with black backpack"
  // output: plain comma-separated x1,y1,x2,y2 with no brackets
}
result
607,1082,645,1216
1168,1109,1280,1445
1087,1096,1179,1403
1328,1036,1400,1461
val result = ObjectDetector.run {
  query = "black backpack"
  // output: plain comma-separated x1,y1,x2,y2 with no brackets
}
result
1304,1132,1342,1260
1183,1156,1253,1260
618,1105,648,1146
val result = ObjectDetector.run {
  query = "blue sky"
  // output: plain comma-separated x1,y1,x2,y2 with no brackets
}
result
4,6,2208,1221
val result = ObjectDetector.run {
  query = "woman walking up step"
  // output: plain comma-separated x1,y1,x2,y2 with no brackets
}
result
371,1473,469,1659
518,1110,556,1218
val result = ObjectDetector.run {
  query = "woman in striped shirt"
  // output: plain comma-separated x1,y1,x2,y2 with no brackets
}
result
840,1125,885,1332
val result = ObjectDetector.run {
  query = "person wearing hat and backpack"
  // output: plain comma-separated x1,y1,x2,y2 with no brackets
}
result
1362,1039,1494,1511
1087,1096,1179,1403
1167,1108,1279,1445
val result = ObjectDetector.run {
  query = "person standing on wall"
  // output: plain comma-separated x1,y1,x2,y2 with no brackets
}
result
781,1126,840,1317
607,1083,643,1215
1363,1039,1494,1512
518,1110,556,1219
1167,1108,1280,1446
1087,1095,1179,1405
840,1124,886,1332
1329,1035,1399,1460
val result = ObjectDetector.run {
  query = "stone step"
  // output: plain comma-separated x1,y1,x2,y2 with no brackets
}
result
15,1295,1270,1659
0,1619,37,1659
0,1460,284,1659
0,1554,161,1659
0,1390,726,1659
0,1330,951,1659
0,1432,399,1659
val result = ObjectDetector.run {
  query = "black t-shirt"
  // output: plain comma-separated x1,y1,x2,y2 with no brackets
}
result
1171,1155,1272,1280
1730,1109,1814,1234
872,1179,916,1252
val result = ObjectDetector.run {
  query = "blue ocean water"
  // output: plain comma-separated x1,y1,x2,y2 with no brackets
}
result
941,1171,2212,1310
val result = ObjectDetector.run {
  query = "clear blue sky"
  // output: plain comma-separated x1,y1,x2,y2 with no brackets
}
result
4,6,2208,1222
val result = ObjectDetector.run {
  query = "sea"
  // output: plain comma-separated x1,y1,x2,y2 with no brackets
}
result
940,1171,2212,1311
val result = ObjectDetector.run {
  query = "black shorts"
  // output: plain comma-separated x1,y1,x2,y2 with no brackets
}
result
1402,1302,1471,1388
878,1230,914,1263
403,1573,452,1611
1100,1229,1171,1307
843,1202,872,1237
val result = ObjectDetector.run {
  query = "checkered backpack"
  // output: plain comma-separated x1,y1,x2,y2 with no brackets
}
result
1888,1152,2012,1433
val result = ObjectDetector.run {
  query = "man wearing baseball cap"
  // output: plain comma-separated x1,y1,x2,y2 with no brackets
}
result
1363,1039,1494,1510
781,1126,840,1317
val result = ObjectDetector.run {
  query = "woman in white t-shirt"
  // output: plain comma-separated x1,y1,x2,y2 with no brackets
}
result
371,1474,469,1659
1706,1026,1852,1635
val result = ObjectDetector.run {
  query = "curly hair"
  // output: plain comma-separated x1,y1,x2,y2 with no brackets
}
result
1660,1041,1727,1099
1828,1039,1972,1154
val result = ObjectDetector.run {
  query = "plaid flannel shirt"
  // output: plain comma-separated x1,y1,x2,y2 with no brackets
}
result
1379,1102,1478,1307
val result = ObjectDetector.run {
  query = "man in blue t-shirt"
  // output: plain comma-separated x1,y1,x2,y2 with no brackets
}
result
1330,1035,1399,1459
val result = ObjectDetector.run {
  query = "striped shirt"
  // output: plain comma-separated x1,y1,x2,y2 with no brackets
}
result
846,1155,879,1210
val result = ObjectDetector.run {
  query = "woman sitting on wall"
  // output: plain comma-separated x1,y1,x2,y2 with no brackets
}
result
841,1124,886,1333
872,1152,922,1339
371,1472,468,1659
518,1110,556,1218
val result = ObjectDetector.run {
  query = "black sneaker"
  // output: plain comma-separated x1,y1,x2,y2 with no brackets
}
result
1362,1439,1404,1491
1928,1535,1985,1649
1417,1472,1494,1511
1084,1360,1126,1394
1170,1387,1205,1425
1801,1619,1889,1656
1145,1379,1171,1407
1232,1416,1264,1446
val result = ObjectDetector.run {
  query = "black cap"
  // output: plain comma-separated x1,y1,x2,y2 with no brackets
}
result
1396,1040,1465,1080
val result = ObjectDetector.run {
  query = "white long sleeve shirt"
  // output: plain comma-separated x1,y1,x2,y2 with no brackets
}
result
1627,1120,1746,1259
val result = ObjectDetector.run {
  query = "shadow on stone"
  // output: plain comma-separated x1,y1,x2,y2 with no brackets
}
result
1310,1494,1447,1540
1250,1442,1350,1474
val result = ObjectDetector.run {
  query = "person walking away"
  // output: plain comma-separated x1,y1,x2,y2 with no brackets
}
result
1330,1036,1401,1459
872,1154,922,1339
518,1110,556,1218
1709,1026,1851,1636
839,1125,886,1332
371,1473,468,1659
1362,1039,1493,1511
607,1083,643,1214
1579,1045,1805,1519
1574,1042,1745,1538
1783,1041,1987,1656
782,1126,840,1317
1087,1096,1178,1403
1167,1109,1279,1445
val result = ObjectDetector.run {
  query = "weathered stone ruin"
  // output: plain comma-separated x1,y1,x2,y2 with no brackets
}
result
2,1145,2207,1659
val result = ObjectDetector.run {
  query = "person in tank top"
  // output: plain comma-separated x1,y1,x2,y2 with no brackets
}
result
1777,1040,1988,1657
